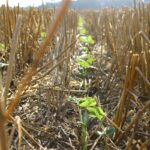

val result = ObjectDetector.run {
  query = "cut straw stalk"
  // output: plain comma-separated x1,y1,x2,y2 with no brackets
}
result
0,1,70,149
114,54,139,136
0,102,7,150
116,99,150,144
4,0,70,119
0,14,22,150
3,15,22,109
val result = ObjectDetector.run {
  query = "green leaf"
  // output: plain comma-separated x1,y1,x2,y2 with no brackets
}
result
82,47,89,52
79,35,94,45
40,32,46,38
76,54,93,69
0,43,5,52
86,106,105,120
78,16,84,27
80,27,87,35
76,58,90,69
86,56,93,65
79,97,96,107
79,35,88,43
78,69,88,79
87,35,95,44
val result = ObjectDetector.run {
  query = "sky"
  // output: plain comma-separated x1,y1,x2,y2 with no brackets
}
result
0,0,63,7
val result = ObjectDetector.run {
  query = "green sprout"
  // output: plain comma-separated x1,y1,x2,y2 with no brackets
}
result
79,35,94,45
76,16,95,85
78,16,84,28
0,43,5,52
40,31,46,39
68,96,105,150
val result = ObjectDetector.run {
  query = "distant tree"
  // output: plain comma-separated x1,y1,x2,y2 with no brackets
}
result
43,0,147,9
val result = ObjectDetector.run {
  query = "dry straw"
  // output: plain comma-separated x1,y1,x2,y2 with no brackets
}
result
0,0,70,150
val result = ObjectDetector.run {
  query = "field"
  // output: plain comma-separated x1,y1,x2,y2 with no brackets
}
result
0,0,150,149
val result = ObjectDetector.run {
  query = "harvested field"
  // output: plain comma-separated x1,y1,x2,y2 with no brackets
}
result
0,1,150,149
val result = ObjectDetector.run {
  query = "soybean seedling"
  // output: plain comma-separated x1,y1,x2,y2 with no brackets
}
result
68,96,105,150
76,16,95,89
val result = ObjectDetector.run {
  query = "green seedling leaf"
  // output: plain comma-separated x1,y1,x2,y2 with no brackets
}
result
79,35,91,44
78,68,88,79
82,47,89,52
80,27,87,35
76,54,93,69
78,16,84,27
77,58,90,69
87,35,95,44
79,35,88,44
79,35,94,45
0,43,5,52
86,56,93,65
40,31,46,38
79,97,96,107
86,106,105,120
